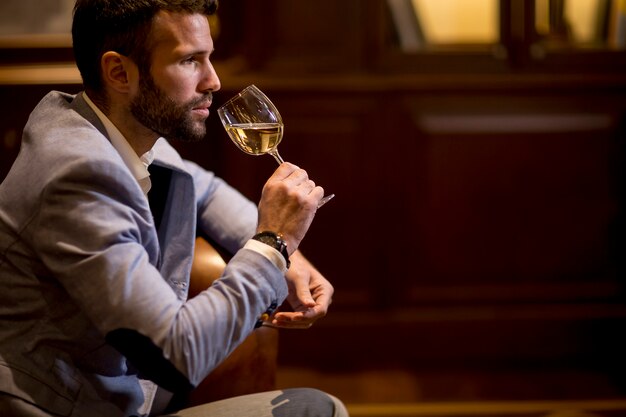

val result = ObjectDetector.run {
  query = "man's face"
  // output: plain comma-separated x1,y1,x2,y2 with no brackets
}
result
130,11,220,142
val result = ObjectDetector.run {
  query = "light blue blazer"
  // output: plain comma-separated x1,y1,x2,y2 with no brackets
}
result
0,91,288,416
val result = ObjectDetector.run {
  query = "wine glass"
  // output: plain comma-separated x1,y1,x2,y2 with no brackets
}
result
218,85,334,207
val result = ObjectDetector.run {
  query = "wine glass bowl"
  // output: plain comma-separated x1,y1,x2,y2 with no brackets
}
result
218,85,285,164
218,85,334,207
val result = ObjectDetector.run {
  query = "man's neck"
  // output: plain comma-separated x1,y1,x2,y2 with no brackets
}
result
107,107,159,157
85,91,159,158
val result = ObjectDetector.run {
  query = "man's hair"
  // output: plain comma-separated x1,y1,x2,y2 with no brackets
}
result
72,0,218,100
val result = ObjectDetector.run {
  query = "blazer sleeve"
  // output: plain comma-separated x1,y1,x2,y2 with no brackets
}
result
30,156,287,390
186,158,259,253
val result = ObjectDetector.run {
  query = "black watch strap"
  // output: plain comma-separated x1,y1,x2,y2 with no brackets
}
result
251,231,290,269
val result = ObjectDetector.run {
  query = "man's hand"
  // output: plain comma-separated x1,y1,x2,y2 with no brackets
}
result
256,163,324,254
268,250,334,329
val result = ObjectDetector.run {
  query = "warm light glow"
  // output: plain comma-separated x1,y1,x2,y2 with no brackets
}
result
536,0,626,46
412,0,498,44
566,0,601,42
537,0,605,43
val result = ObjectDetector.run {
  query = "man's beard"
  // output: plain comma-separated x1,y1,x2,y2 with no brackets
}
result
130,72,211,143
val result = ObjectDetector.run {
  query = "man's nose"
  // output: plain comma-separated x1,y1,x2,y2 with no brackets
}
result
201,61,221,93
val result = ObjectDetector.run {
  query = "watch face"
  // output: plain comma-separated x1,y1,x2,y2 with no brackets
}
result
255,232,285,251
253,231,290,269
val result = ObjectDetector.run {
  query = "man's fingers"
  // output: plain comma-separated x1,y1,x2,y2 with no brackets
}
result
271,162,300,180
282,167,310,186
262,321,312,330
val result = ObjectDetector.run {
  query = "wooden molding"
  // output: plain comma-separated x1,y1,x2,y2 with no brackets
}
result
0,63,80,85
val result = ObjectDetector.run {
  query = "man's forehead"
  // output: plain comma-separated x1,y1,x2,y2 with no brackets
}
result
150,11,211,48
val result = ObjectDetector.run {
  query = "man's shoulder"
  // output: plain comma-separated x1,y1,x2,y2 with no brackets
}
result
23,91,112,154
14,91,129,186
28,91,95,132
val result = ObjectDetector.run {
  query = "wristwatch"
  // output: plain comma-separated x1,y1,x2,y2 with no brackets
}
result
252,231,290,269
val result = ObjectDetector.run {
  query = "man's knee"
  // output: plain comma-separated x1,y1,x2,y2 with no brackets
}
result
273,388,349,417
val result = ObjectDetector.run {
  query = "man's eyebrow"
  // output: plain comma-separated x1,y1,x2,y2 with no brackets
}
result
190,47,215,56
177,47,213,58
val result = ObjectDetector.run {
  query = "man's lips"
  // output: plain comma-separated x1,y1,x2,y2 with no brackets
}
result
192,102,211,117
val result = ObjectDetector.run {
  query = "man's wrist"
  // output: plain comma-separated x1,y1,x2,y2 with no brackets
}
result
251,231,291,269
244,238,288,273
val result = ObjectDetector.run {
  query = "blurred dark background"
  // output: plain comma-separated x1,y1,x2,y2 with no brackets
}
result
2,0,626,415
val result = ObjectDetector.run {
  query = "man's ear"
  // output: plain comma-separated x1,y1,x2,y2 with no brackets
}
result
101,51,138,94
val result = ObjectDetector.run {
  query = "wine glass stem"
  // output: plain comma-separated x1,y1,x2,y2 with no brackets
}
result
270,150,284,165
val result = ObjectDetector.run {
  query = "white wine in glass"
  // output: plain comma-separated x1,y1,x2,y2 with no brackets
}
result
218,85,334,207
223,122,284,160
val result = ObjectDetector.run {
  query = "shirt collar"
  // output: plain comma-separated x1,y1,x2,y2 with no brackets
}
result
82,92,154,195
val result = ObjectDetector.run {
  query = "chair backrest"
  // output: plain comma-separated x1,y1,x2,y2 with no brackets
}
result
189,236,228,298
